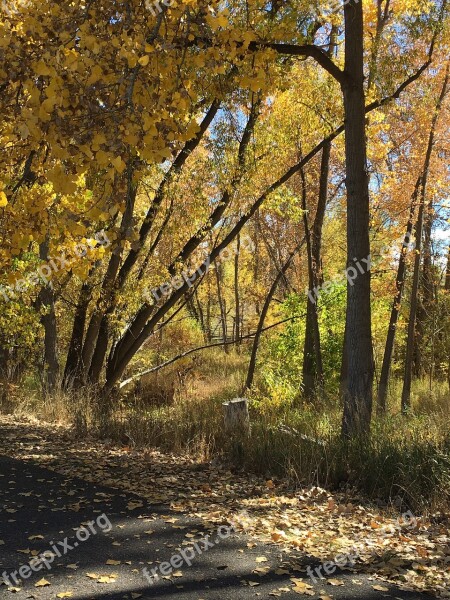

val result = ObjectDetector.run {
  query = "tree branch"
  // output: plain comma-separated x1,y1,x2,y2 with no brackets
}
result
248,41,349,86
119,311,307,388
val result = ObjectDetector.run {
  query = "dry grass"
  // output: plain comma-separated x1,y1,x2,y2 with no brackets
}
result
2,349,450,510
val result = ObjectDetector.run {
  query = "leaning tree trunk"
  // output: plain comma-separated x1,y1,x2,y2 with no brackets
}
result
341,0,374,437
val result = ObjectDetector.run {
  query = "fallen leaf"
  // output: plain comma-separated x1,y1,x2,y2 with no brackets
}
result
372,585,389,592
97,575,118,583
327,579,344,586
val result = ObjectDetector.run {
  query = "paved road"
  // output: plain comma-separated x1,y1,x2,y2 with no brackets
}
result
0,455,432,599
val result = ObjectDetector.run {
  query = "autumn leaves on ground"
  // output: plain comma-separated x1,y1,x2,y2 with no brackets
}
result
1,0,450,598
0,416,449,599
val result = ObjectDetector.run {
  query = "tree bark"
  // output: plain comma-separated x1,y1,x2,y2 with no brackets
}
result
38,240,60,392
63,278,94,387
223,398,250,435
341,0,374,437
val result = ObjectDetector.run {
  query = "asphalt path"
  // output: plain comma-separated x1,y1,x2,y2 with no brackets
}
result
0,455,433,600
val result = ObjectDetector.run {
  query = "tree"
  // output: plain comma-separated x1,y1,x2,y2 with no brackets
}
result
401,61,449,413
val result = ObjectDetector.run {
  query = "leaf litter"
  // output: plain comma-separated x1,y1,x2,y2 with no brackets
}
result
0,417,449,597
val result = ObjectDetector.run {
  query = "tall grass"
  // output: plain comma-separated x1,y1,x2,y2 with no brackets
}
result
2,349,450,511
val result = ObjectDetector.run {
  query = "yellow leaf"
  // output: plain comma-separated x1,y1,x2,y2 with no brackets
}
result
112,156,126,174
327,579,344,586
57,593,73,598
138,55,149,67
35,578,51,587
97,575,117,583
0,192,8,207
35,61,52,76
87,65,103,86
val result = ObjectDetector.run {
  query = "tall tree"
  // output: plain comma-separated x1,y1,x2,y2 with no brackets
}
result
301,27,337,400
401,63,449,413
341,0,374,436
377,186,418,413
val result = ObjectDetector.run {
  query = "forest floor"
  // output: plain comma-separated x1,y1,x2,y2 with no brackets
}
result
0,416,449,599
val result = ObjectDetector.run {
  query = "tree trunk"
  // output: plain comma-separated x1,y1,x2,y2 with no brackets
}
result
401,63,449,413
194,287,208,343
413,64,449,378
302,143,328,399
85,170,140,384
401,195,426,413
205,274,212,343
222,398,250,435
215,261,228,351
38,240,60,392
341,0,374,437
445,245,450,291
446,246,450,392
253,215,261,316
245,240,304,391
339,321,348,402
377,185,418,413
234,234,241,346
63,279,94,387
101,66,428,396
